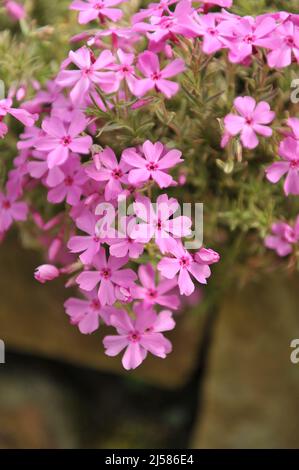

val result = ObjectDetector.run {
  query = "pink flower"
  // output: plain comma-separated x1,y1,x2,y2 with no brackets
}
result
266,137,299,196
47,157,87,206
122,140,183,188
225,16,277,63
0,98,38,127
132,263,180,309
103,304,175,370
76,247,137,305
107,216,145,259
266,21,299,69
134,51,185,99
34,264,60,283
64,290,113,334
68,210,111,264
132,0,177,24
35,114,92,168
56,47,117,103
5,1,26,21
0,190,28,231
195,247,220,265
86,147,130,201
110,49,137,93
158,240,213,296
286,117,299,141
70,0,124,25
183,13,226,54
265,220,299,257
133,0,194,44
129,194,192,253
224,96,275,149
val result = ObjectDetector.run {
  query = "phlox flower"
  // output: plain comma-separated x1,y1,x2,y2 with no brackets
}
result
134,51,185,99
286,117,299,141
76,247,137,305
110,49,137,94
47,157,87,206
132,263,180,309
4,1,26,21
56,47,117,103
158,240,215,296
266,21,299,69
35,114,92,168
266,137,299,196
129,194,192,253
103,304,175,370
223,16,277,63
133,0,194,44
86,147,130,201
107,216,145,259
64,289,114,334
68,210,114,264
122,140,183,188
182,13,226,54
265,219,299,257
70,0,124,25
132,0,177,24
27,151,65,187
7,151,29,197
224,96,275,149
0,98,38,132
0,189,28,232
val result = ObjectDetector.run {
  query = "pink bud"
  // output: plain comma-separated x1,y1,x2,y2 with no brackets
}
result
0,122,8,138
195,248,220,265
34,264,60,283
5,1,26,21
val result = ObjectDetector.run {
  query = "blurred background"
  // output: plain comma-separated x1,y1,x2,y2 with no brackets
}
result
1,0,299,449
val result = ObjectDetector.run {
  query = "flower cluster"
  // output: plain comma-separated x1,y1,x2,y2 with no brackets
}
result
1,0,299,369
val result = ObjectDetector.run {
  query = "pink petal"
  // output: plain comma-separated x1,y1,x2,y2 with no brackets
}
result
122,343,145,370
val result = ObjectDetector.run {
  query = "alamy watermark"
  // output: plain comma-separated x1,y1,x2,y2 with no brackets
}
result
0,339,5,364
290,339,299,364
94,198,204,249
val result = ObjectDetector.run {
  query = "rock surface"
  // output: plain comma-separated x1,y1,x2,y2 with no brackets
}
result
191,272,299,448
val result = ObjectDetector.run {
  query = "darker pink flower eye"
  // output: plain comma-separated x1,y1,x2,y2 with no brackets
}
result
64,176,74,186
2,199,11,209
62,135,72,146
101,268,111,279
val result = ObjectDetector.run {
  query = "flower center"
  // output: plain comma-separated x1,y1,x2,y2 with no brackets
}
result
90,299,100,310
61,135,72,146
101,268,111,279
290,159,299,169
64,176,74,186
245,117,253,125
83,67,93,76
156,218,162,230
244,34,255,44
286,35,294,46
93,235,100,243
129,330,141,342
112,168,123,179
94,2,104,9
151,72,162,81
147,288,158,299
180,256,190,268
207,28,217,36
146,162,158,171
2,199,11,209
